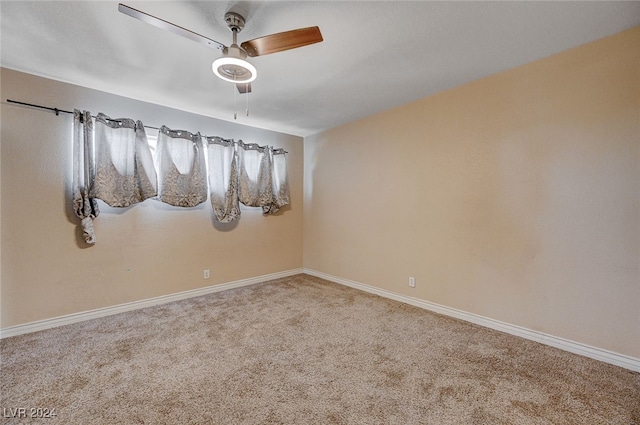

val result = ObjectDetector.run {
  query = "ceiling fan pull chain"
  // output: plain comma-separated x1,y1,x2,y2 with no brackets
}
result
234,80,238,120
246,85,250,117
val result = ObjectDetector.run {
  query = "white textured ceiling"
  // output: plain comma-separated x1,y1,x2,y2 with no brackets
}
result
2,1,639,137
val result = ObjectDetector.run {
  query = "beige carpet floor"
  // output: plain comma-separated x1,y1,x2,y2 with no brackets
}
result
1,274,639,424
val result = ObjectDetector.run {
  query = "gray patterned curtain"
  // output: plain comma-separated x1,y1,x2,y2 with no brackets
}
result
237,141,273,211
207,137,240,222
71,111,290,243
72,110,99,244
91,113,157,207
269,148,290,213
155,126,208,207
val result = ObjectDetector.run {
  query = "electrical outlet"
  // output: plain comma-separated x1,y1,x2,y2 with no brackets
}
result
204,269,210,279
409,276,415,288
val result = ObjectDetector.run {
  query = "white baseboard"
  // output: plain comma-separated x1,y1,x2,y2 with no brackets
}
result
0,268,303,339
303,268,640,373
4,267,638,373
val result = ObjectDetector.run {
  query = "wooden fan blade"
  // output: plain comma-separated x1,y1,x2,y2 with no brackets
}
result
236,83,252,94
241,26,322,57
118,3,225,51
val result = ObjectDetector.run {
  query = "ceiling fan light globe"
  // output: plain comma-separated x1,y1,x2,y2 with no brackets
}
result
212,57,257,83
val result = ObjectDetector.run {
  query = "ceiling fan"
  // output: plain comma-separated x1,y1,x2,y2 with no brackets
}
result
118,3,323,94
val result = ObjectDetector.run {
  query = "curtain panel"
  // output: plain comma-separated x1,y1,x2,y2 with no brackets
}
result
237,141,274,211
72,110,100,244
270,148,290,213
207,136,240,223
91,113,157,207
156,126,208,208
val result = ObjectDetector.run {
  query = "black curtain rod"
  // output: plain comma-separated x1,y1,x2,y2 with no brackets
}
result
6,99,161,130
5,98,288,154
7,99,74,116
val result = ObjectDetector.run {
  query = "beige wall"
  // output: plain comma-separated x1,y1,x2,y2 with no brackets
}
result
304,27,640,358
1,68,303,328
